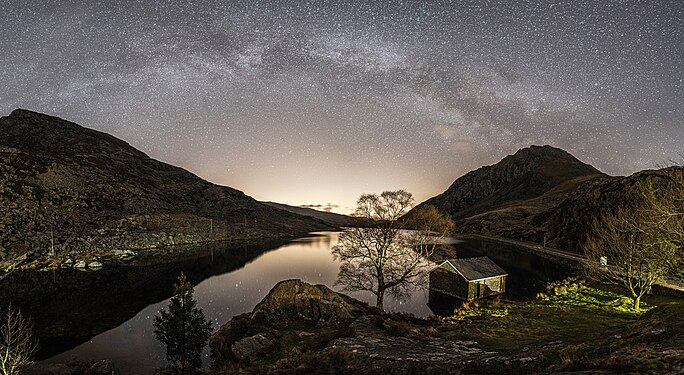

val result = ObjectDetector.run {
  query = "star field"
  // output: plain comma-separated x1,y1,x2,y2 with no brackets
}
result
1,0,682,212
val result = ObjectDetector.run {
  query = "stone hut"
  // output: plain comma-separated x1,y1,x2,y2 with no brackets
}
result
429,256,507,300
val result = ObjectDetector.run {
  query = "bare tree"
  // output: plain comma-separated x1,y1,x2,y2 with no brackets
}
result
332,191,454,310
0,305,38,375
584,169,684,310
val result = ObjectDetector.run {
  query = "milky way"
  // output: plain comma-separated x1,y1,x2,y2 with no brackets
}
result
1,0,682,212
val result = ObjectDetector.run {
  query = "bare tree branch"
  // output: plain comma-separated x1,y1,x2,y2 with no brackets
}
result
0,305,38,375
333,190,454,310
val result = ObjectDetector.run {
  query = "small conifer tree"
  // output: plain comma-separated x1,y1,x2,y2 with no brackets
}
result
154,273,213,374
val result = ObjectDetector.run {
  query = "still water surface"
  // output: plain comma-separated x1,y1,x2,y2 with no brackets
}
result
41,231,573,374
43,232,432,373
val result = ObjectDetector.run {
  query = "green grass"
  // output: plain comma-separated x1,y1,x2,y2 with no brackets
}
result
434,278,646,352
537,277,650,313
430,277,684,373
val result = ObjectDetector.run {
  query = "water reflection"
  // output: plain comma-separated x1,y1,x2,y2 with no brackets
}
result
40,232,432,374
5,232,576,374
0,238,290,360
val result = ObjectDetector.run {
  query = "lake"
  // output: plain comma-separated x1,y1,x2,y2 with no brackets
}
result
26,231,575,374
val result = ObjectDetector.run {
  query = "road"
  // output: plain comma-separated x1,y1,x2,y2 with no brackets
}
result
459,233,684,296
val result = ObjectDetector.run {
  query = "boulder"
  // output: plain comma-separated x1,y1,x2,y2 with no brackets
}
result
231,334,274,361
210,279,375,366
251,279,374,325
73,260,86,269
112,249,136,261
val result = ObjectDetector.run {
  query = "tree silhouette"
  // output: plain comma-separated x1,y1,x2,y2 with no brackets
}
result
154,273,213,374
332,190,454,310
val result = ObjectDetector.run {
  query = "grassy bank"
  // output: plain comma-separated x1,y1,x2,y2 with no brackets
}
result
430,279,683,373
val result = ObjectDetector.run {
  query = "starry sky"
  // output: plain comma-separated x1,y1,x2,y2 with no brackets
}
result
1,0,682,213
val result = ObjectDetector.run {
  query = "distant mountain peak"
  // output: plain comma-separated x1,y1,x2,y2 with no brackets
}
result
7,109,73,126
409,145,606,238
514,144,570,155
9,108,48,117
503,145,587,164
1,108,147,159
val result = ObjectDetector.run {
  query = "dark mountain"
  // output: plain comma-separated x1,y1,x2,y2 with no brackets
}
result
0,109,330,260
536,167,684,252
262,202,373,227
410,145,607,239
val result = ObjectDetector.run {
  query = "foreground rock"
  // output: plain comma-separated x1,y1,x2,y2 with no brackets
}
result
210,279,376,368
250,279,374,325
210,280,684,374
209,280,535,374
231,334,275,360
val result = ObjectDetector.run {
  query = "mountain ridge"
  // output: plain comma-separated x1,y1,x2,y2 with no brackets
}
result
0,109,332,261
537,166,684,252
262,202,374,227
410,145,608,240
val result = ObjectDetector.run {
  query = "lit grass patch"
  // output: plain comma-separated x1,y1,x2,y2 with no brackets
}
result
537,278,651,313
440,299,509,323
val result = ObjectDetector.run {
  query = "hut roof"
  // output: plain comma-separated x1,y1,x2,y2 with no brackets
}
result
437,256,507,281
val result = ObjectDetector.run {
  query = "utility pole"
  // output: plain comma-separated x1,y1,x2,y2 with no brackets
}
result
210,219,213,234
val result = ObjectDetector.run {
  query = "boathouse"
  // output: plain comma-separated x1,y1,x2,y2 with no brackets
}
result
429,257,507,300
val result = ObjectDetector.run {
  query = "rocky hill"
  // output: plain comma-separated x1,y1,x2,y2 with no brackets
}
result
410,145,606,240
537,166,684,252
0,109,331,262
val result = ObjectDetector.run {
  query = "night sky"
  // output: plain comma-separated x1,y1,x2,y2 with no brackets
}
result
1,0,682,213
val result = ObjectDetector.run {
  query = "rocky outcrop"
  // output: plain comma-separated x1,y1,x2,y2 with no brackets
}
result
250,279,375,325
537,167,684,252
208,280,538,374
409,145,606,241
231,334,275,361
0,109,331,262
209,279,375,366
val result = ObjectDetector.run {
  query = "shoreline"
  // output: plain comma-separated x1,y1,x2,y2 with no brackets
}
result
458,233,684,298
0,227,337,280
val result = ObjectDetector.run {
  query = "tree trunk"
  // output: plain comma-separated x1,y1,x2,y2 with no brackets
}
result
633,294,641,311
376,288,385,311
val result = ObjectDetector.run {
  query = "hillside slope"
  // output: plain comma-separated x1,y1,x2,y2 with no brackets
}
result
0,109,330,260
411,145,606,239
537,166,684,252
262,202,374,227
